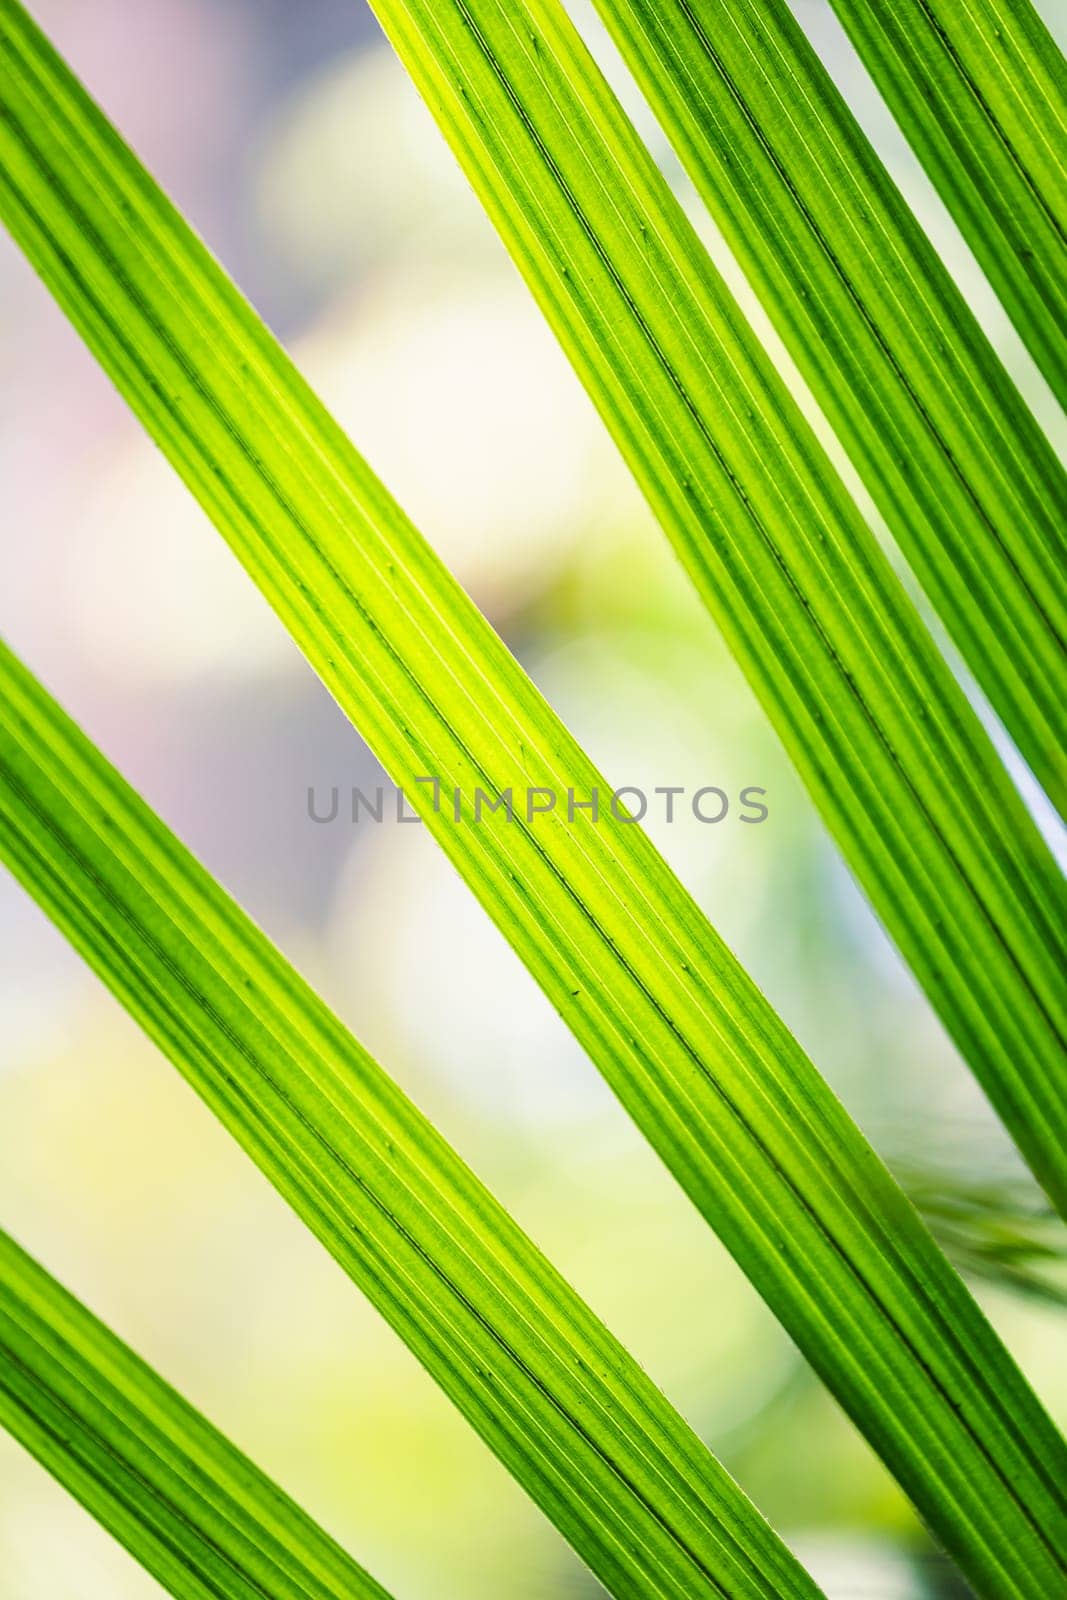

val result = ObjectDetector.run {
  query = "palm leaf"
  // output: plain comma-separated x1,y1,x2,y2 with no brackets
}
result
0,1229,393,1600
0,642,821,1600
344,0,1067,1217
1,14,1066,1591
828,0,1067,416
589,0,1067,817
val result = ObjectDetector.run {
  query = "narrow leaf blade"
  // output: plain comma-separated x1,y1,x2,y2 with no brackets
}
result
352,0,1067,1222
0,1229,392,1600
827,0,1067,416
593,0,1067,815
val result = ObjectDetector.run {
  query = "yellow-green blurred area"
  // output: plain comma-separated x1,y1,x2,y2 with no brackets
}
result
1,2,1065,1596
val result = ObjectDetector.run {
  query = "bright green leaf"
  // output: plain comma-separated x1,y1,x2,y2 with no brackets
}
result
353,0,1067,1224
591,0,1067,816
827,0,1067,417
0,1229,393,1600
1,8,1066,1596
0,644,823,1600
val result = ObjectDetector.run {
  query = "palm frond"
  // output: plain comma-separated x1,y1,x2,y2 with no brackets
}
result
2,8,1066,1596
902,1164,1067,1309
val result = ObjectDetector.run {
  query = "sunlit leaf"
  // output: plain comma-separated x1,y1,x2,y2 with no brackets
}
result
591,0,1067,816
0,1229,393,1600
828,0,1067,415
2,7,1066,1597
356,0,1067,1223
0,643,821,1600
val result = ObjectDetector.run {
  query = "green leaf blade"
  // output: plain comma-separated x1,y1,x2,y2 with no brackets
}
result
0,644,821,1600
826,0,1067,416
591,0,1067,817
0,1230,393,1600
335,0,1067,1220
2,6,1067,1595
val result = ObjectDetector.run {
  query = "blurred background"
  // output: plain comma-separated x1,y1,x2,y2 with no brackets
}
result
1,1,1065,1596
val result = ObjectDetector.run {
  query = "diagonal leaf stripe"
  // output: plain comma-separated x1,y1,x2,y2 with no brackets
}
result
827,0,1067,418
355,0,1067,1223
0,1229,393,1600
1,8,1066,1595
0,645,823,1600
591,0,1067,817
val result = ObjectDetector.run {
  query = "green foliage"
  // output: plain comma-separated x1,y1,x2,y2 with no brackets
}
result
591,0,1067,817
0,3,1065,1599
0,642,822,1600
0,1230,393,1600
829,0,1067,415
359,0,1067,1222
4,14,1067,1596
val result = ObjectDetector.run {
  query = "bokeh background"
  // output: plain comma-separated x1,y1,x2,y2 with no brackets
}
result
1,2,1065,1596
